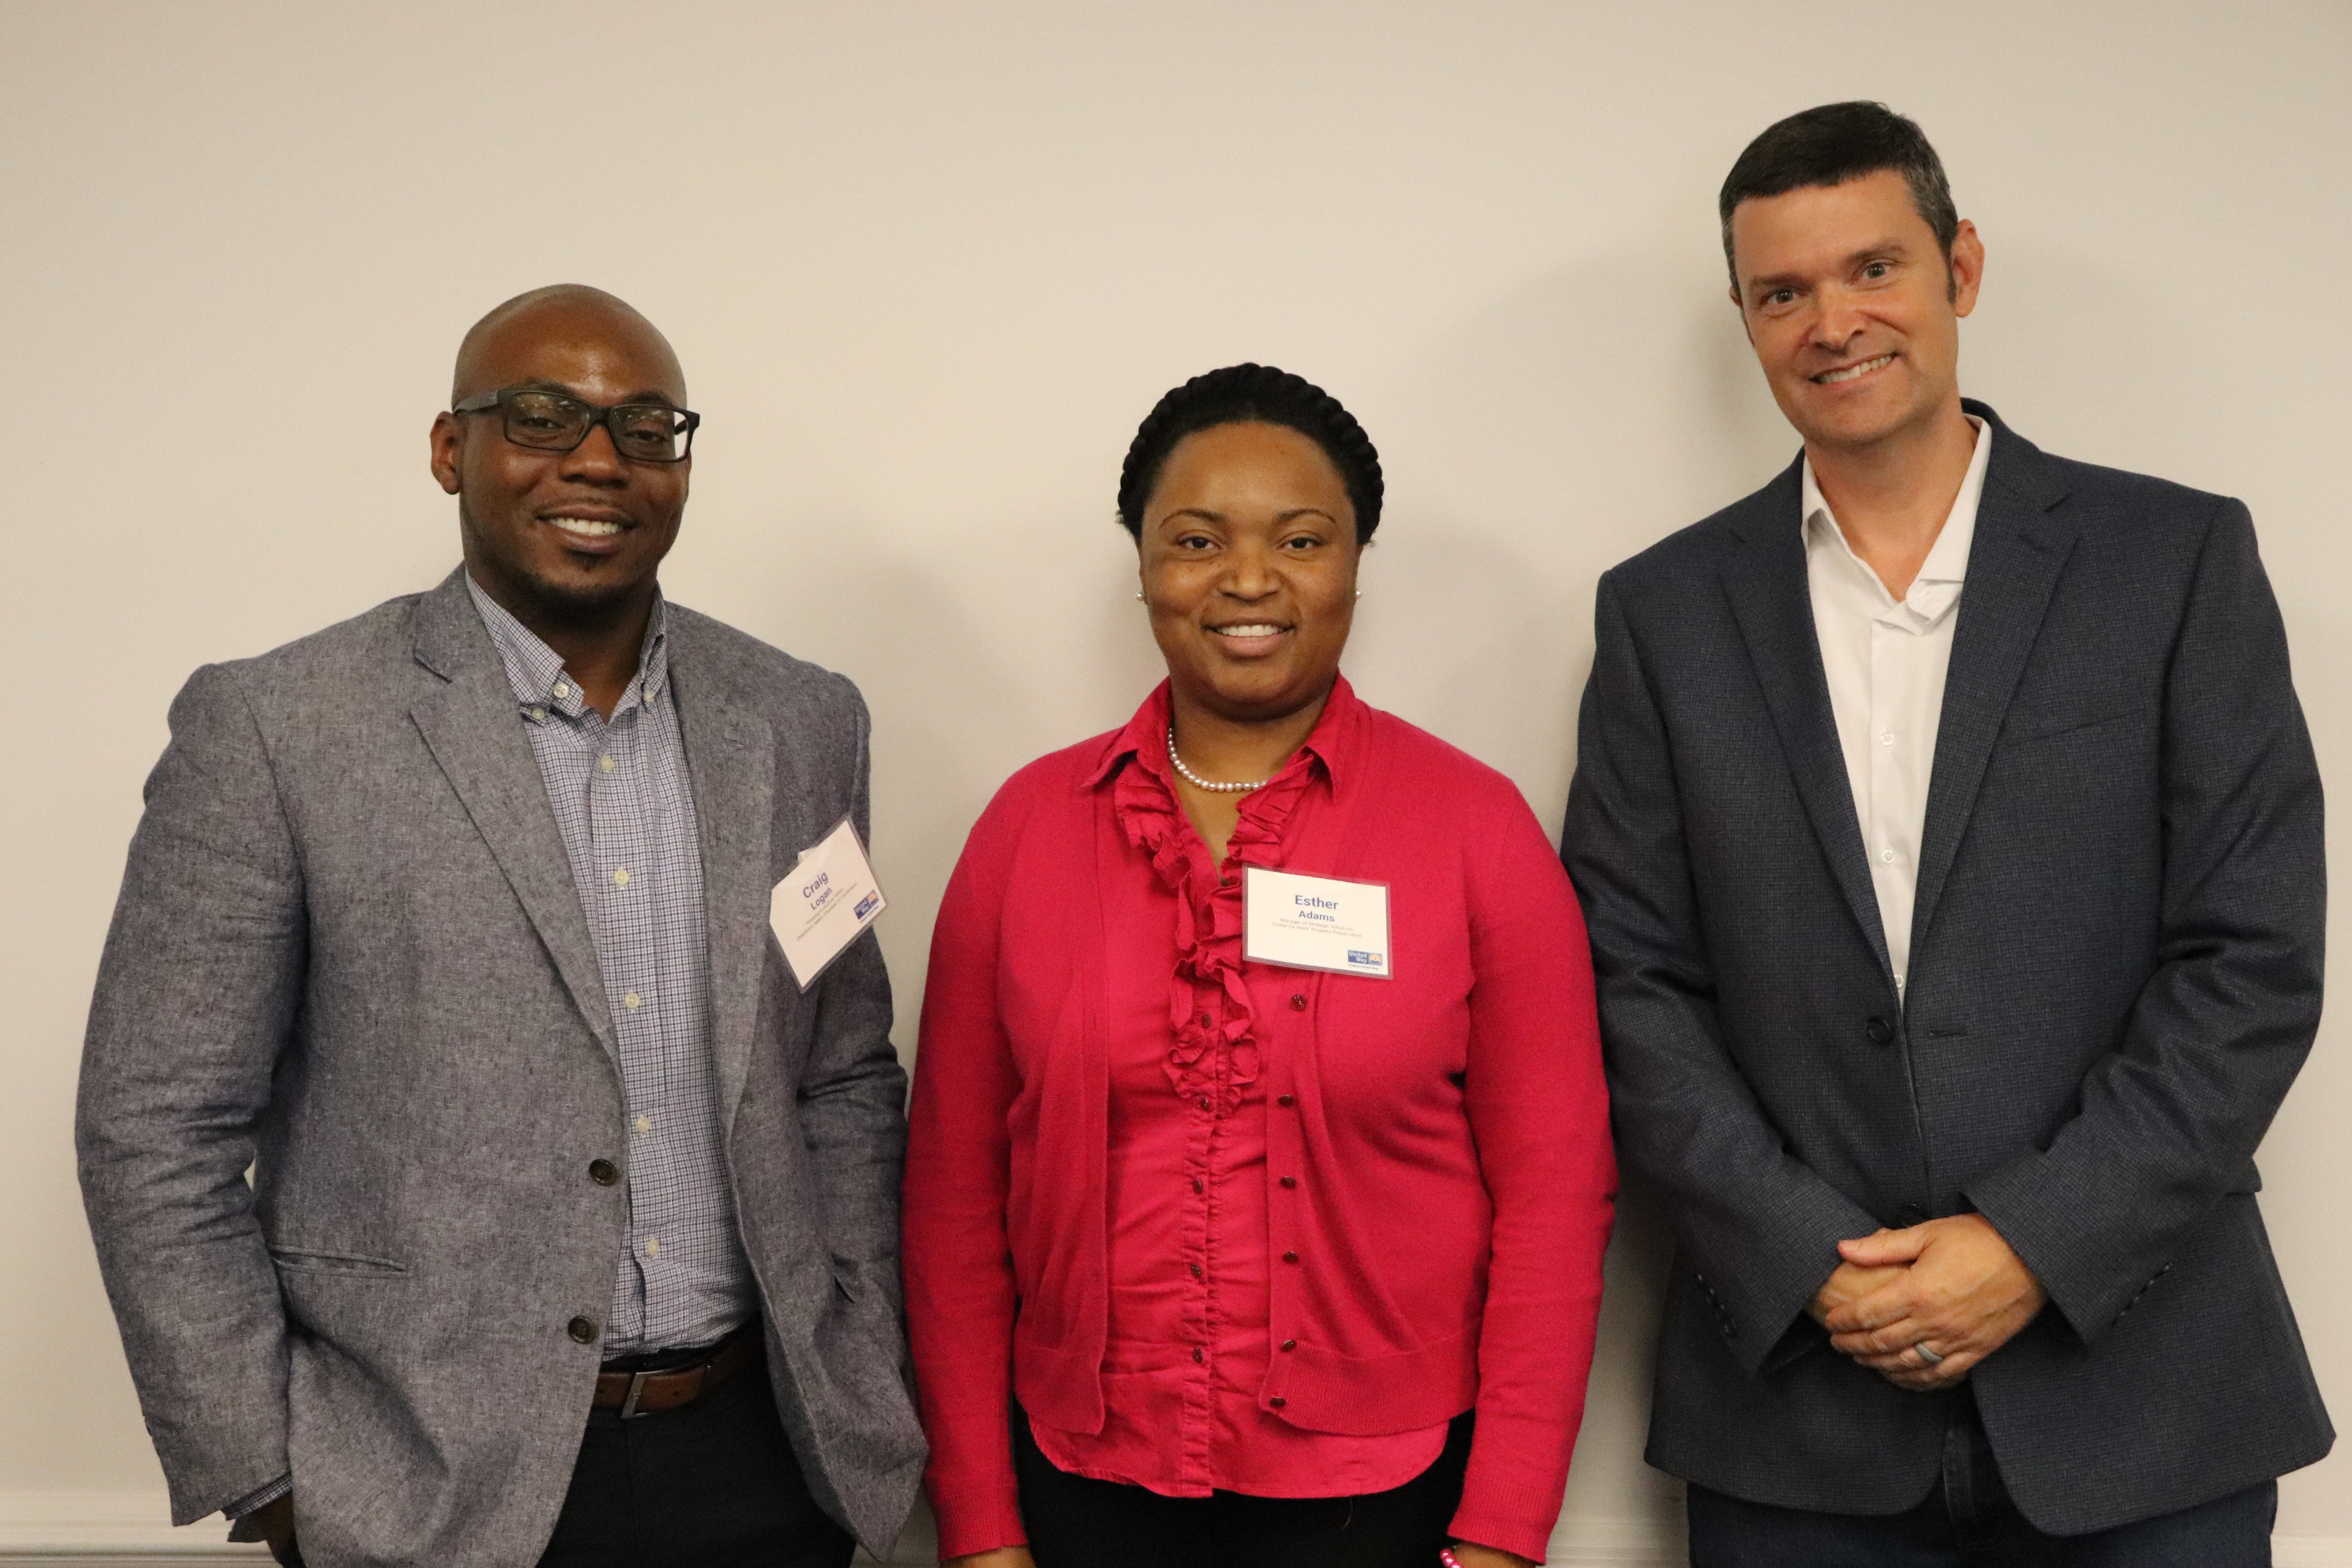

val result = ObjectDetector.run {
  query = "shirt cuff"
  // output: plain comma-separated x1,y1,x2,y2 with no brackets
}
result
222,1474,292,1536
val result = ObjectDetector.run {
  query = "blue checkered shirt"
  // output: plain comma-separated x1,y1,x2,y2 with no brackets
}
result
466,575,757,1357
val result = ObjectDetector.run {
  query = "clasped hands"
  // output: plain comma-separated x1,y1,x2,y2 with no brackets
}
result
1807,1213,2047,1392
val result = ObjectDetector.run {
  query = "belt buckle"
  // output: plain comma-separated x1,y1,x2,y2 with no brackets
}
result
620,1369,654,1419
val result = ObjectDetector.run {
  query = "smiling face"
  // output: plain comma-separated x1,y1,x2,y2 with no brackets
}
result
1138,421,1360,725
429,292,690,625
1728,168,1983,454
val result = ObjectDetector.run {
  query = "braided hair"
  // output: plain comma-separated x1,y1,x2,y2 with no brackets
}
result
1116,364,1383,544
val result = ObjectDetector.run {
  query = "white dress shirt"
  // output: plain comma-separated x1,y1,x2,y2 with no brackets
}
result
1802,415,1991,996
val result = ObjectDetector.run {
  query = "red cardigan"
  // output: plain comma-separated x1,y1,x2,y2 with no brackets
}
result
903,680,1616,1562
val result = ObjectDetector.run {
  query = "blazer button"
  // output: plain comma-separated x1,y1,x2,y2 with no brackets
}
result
1895,1204,1928,1227
1864,1016,1894,1045
1268,1396,1287,1408
567,1317,598,1344
588,1159,619,1185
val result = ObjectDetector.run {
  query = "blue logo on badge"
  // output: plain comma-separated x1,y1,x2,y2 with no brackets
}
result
1347,950,1382,967
854,890,880,920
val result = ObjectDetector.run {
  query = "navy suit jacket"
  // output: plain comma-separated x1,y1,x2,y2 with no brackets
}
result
1561,403,2331,1532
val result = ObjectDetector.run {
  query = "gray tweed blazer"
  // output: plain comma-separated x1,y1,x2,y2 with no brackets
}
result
1562,405,2331,1532
77,568,925,1566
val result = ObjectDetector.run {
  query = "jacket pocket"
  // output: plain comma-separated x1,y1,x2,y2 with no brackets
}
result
268,1245,409,1276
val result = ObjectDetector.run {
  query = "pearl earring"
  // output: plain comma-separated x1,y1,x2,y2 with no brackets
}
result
1135,591,1146,601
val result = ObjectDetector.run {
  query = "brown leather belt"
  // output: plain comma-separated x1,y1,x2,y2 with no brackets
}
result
593,1324,763,1419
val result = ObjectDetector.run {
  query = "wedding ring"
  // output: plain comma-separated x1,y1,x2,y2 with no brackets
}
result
1914,1341,1946,1366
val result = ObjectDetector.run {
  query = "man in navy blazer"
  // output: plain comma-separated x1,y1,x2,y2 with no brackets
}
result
1562,102,2330,1563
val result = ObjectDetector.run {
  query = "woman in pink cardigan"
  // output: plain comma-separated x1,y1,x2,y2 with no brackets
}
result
903,364,1615,1568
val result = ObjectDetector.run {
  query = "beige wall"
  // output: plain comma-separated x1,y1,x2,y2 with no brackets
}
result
5,2,2346,1560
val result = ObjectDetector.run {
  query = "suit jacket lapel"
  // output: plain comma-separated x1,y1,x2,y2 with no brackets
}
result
1911,419,2076,952
1721,459,1895,980
408,569,618,1062
666,620,779,1128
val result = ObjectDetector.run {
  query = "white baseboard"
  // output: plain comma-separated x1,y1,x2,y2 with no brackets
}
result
0,1491,2341,1566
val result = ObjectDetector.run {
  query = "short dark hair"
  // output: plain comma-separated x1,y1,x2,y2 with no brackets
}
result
1117,364,1383,544
1718,101,1958,287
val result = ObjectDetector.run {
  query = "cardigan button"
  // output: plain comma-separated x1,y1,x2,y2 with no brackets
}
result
1282,1250,1300,1265
1192,1346,1205,1363
1276,1095,1294,1108
1279,1176,1297,1189
1290,994,1307,1011
1191,1178,1204,1195
1197,1096,1212,1113
1280,1339,1297,1352
1269,1396,1287,1408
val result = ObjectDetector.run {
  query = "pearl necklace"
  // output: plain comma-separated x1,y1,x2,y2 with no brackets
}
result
1167,726,1272,793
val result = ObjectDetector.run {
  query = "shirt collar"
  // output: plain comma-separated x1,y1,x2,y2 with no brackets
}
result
463,572,670,722
1084,673,1364,793
1800,413,1990,624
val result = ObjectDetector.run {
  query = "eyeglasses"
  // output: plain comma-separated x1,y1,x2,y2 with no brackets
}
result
451,386,700,463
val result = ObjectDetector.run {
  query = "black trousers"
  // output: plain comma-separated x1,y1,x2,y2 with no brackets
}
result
534,1363,856,1568
1688,1386,2277,1568
1012,1406,1476,1568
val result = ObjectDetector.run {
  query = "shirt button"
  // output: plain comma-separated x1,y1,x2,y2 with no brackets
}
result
554,682,571,698
588,1159,619,1185
1280,1339,1297,1352
1268,1396,1287,1408
530,707,547,721
1280,1176,1298,1189
1880,733,1895,746
567,1317,598,1344
645,1238,661,1257
1281,1250,1299,1265
634,1115,652,1134
624,992,641,1010
601,756,615,772
1879,849,1897,865
612,869,631,887
1276,1095,1294,1109
1290,995,1307,1011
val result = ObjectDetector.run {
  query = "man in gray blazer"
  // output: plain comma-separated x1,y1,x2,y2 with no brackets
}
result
77,285,924,1567
1562,104,2330,1563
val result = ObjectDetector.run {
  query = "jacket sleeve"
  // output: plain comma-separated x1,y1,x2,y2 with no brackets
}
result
1448,782,1619,1565
1966,499,2325,1340
797,680,913,1321
76,663,300,1525
1561,574,1883,1374
902,785,1031,1559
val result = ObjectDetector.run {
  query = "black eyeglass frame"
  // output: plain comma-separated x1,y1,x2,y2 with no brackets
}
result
451,386,701,463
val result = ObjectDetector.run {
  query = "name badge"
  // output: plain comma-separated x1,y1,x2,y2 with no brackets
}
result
1243,866,1391,979
770,816,888,991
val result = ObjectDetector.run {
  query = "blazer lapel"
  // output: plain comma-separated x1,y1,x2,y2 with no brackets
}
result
407,569,618,1062
666,624,778,1128
1910,417,2076,951
1720,460,1895,979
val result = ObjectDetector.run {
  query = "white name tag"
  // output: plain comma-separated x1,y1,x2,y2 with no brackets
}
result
1243,866,1392,979
770,817,888,991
